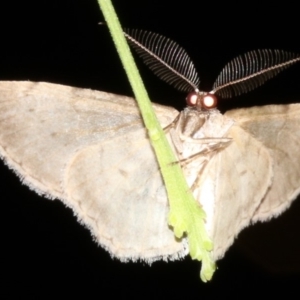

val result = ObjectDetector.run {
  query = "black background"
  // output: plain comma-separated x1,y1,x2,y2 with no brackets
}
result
1,0,300,297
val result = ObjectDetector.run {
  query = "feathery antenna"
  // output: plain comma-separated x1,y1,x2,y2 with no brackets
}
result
124,29,200,93
212,49,300,98
124,29,300,102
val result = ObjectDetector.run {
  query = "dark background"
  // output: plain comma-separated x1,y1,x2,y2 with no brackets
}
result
1,0,300,297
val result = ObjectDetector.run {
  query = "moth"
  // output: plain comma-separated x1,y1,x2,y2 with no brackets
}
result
0,30,300,268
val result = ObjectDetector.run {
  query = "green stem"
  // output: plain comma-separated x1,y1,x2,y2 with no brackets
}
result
97,0,215,282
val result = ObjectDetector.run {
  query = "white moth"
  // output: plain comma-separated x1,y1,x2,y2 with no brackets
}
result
1,31,300,265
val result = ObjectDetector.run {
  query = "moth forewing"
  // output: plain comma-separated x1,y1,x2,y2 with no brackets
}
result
0,81,187,262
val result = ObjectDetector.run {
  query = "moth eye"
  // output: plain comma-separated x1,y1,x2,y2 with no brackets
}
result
186,92,218,110
201,94,218,109
186,92,199,107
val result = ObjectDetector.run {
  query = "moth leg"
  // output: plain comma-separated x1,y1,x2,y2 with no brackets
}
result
168,138,231,192
162,113,181,132
189,159,210,192
172,135,232,165
178,138,231,166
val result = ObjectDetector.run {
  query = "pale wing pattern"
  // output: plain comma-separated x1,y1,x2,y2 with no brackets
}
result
0,81,185,261
66,133,186,261
193,124,273,260
225,104,300,222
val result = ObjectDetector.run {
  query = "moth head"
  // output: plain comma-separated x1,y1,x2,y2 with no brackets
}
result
186,90,218,110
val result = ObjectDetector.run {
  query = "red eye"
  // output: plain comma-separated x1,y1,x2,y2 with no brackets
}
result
186,92,199,107
186,92,218,109
201,94,218,109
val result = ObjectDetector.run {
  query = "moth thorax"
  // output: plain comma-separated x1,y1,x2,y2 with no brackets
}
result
186,91,218,110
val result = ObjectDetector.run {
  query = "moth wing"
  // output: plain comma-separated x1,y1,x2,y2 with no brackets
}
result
225,104,300,222
194,124,273,260
0,81,185,261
